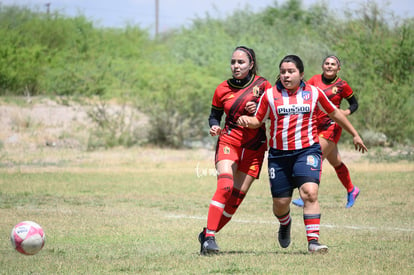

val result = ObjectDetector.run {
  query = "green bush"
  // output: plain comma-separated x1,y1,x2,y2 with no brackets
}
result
0,0,413,147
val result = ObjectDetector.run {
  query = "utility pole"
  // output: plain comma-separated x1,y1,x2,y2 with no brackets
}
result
45,2,50,15
155,0,159,37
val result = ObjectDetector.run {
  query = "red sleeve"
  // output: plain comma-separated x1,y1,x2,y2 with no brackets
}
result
255,87,271,122
341,80,354,99
264,80,272,91
211,84,224,109
317,88,337,114
307,75,318,86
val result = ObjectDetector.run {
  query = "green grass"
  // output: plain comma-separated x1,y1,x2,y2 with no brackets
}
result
0,147,413,274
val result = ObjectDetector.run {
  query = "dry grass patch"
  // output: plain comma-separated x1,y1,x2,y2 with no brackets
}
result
0,147,413,274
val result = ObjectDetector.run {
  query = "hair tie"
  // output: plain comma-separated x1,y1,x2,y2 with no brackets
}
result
236,47,253,62
324,55,341,68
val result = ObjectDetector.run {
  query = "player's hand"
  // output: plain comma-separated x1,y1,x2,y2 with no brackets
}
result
237,115,250,127
245,101,257,114
210,125,222,136
353,136,368,153
340,109,351,116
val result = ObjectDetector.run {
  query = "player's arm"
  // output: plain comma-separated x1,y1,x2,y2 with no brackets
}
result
237,90,269,129
341,83,358,116
237,115,262,129
328,109,367,153
318,87,367,153
208,106,223,136
342,94,358,116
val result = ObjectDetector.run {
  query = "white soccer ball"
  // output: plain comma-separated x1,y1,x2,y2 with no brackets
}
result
10,221,45,255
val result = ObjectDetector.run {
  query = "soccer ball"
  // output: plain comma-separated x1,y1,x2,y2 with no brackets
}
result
10,221,45,255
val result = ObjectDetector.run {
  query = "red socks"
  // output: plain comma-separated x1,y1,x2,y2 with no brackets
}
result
216,188,246,232
206,173,233,237
276,211,291,226
335,162,354,193
304,214,321,243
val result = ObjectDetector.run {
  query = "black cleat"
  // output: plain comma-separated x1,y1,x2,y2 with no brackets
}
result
198,228,206,253
201,236,220,255
278,221,291,248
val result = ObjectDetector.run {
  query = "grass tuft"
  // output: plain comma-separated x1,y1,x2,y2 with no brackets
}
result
0,148,413,274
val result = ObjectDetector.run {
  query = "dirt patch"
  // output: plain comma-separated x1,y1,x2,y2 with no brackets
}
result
0,97,148,151
1,97,408,165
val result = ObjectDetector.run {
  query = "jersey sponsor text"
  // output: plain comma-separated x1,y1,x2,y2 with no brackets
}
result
277,104,311,115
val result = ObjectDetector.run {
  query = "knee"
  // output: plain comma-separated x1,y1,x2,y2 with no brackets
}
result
273,198,289,208
301,189,318,203
272,197,291,214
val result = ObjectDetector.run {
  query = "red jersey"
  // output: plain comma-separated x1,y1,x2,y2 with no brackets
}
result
255,81,337,150
211,75,272,150
307,74,354,127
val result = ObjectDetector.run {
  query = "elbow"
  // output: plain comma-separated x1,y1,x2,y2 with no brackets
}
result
350,104,358,114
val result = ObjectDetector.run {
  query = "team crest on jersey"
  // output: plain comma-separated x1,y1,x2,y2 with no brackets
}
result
306,155,319,168
252,85,260,97
302,91,311,100
223,146,231,154
332,87,338,94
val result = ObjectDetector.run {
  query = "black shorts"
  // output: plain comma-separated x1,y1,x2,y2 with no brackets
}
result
268,143,322,198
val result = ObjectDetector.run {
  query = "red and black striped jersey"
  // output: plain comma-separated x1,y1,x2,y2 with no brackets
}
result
307,74,354,126
211,75,272,149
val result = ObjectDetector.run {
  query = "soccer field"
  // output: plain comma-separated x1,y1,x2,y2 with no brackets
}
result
0,147,413,274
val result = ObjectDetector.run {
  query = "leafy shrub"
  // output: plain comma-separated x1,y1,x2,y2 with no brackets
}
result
87,100,148,150
0,0,413,147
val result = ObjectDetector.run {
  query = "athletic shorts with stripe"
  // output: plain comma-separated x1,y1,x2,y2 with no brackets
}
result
268,143,322,198
318,121,342,144
215,140,266,179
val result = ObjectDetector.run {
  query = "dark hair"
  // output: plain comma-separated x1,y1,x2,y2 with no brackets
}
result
279,55,304,73
233,46,258,75
275,55,304,85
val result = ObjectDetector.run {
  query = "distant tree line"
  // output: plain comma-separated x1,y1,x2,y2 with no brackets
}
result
0,0,413,147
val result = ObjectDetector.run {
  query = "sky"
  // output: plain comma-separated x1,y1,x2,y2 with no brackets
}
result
2,0,413,35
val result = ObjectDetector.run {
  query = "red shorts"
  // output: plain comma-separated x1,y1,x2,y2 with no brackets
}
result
215,140,266,179
318,122,342,144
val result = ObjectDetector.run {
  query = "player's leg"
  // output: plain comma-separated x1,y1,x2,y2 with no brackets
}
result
200,159,236,254
292,196,304,207
295,144,328,253
292,137,335,208
325,143,360,208
215,171,254,232
319,136,335,161
273,197,293,248
268,148,293,249
298,182,328,253
216,145,265,232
